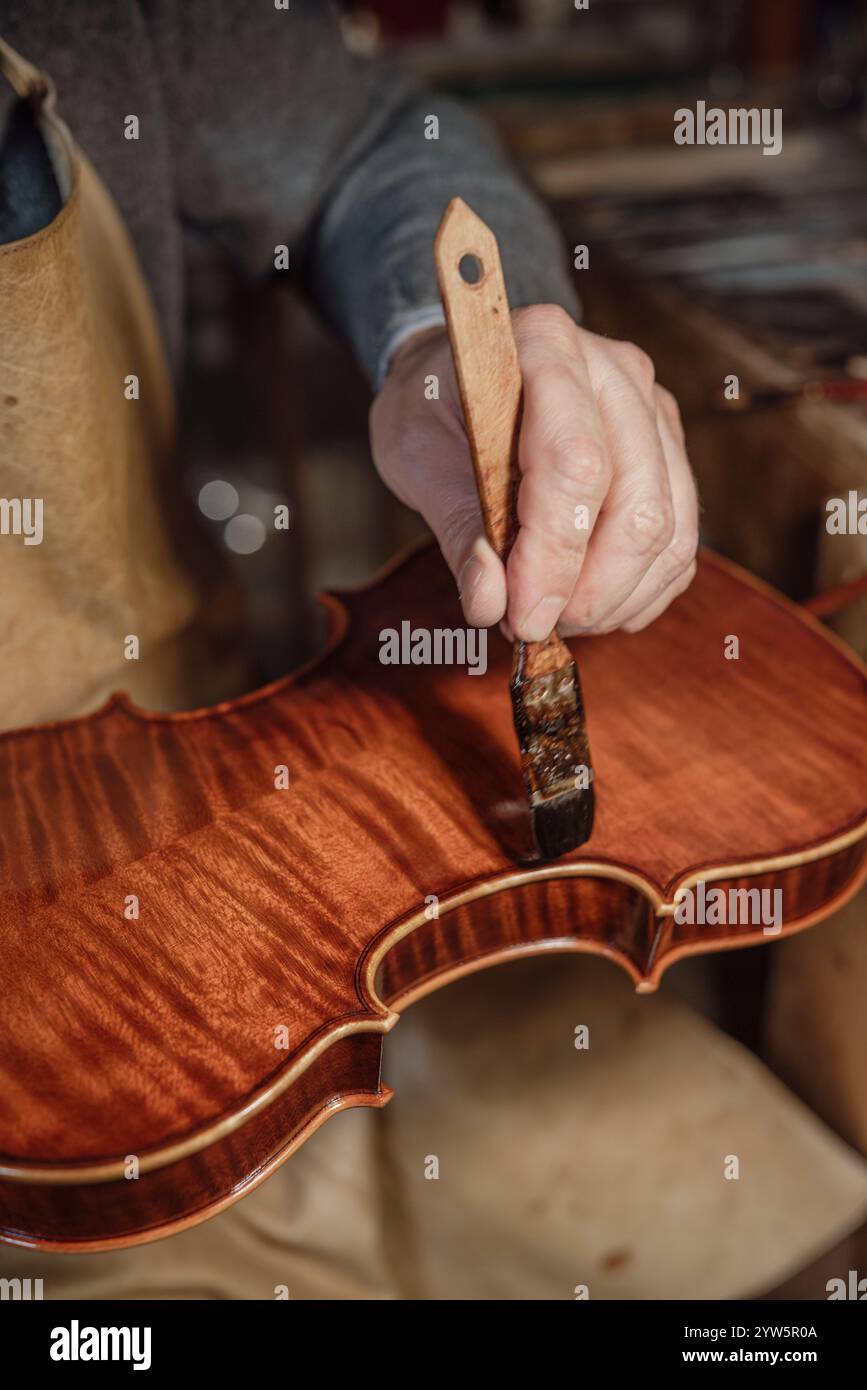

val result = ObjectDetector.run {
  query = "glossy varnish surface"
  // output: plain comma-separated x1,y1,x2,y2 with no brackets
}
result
1,544,866,1245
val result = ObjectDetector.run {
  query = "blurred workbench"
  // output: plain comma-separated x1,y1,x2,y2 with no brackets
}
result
491,94,867,655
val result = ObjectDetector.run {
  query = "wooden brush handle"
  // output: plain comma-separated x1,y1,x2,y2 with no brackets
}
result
434,197,522,560
434,197,570,669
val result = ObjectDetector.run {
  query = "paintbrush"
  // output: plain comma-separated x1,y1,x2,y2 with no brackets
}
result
434,197,594,859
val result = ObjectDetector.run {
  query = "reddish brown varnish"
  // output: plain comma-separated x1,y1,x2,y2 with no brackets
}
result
1,543,865,1250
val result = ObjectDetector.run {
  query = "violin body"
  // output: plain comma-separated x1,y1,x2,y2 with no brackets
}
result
1,542,865,1250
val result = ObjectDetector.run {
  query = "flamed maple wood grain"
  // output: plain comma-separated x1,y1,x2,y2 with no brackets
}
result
0,542,865,1249
0,1034,386,1250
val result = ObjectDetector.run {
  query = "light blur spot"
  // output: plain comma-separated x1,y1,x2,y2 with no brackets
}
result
224,513,267,555
198,480,239,521
340,12,379,56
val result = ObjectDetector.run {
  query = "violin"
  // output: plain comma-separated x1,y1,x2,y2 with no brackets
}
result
0,536,865,1251
1,204,866,1255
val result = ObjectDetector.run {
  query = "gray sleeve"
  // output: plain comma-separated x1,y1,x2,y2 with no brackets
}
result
310,86,582,387
150,0,580,387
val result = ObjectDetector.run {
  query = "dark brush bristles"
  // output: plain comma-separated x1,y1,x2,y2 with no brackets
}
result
531,783,595,860
510,640,595,860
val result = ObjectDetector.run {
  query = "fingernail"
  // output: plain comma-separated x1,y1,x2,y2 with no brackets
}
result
458,553,484,600
518,595,566,642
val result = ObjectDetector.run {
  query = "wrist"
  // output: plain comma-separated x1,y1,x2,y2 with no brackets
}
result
381,323,449,386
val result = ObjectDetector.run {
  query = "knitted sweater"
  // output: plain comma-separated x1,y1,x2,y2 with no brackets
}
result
0,0,579,386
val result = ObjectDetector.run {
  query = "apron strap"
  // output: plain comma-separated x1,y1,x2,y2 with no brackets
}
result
0,35,56,107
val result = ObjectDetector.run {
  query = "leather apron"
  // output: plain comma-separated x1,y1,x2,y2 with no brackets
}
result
0,36,240,732
1,37,865,1301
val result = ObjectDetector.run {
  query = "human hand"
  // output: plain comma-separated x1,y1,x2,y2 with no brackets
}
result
369,305,698,640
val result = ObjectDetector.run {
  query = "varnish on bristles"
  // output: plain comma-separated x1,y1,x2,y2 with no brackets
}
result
510,639,595,858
